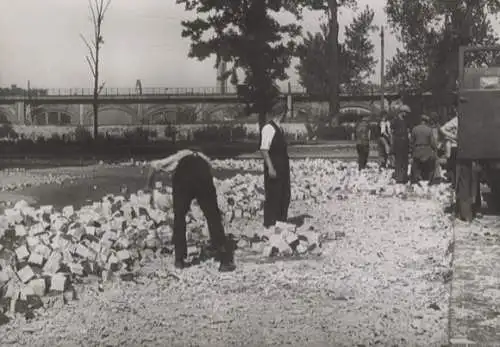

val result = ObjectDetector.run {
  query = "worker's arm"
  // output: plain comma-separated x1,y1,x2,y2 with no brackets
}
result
260,124,277,178
261,150,277,177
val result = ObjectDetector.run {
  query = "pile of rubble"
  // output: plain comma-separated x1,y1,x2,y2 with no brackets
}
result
0,159,452,321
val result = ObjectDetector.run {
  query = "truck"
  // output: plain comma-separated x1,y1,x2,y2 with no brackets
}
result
455,45,500,220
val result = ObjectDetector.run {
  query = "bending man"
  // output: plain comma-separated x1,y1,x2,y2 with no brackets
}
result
145,149,236,272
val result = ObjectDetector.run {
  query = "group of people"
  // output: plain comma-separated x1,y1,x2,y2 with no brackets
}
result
355,105,451,186
144,100,460,272
144,101,291,272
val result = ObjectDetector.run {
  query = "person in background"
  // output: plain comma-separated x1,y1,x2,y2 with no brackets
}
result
391,105,411,183
145,149,236,272
410,114,438,184
260,100,291,229
440,114,458,188
429,111,443,183
355,115,371,170
378,110,392,169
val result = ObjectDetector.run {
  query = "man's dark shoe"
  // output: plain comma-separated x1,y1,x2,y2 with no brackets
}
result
174,259,191,269
219,261,236,272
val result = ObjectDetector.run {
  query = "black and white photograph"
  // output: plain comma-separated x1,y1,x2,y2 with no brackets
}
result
0,0,498,345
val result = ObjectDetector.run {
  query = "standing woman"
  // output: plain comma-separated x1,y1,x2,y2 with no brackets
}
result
260,101,291,229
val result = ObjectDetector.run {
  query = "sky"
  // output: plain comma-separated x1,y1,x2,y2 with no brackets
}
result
1,0,401,90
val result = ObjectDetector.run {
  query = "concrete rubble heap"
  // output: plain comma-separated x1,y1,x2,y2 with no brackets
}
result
0,159,452,320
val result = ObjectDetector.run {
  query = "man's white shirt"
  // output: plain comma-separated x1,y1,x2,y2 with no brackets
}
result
440,116,458,147
150,149,211,173
380,120,391,137
260,123,277,151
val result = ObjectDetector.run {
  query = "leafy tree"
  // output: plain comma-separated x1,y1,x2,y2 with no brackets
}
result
304,0,357,123
385,0,500,108
296,5,377,98
176,0,304,129
342,6,377,94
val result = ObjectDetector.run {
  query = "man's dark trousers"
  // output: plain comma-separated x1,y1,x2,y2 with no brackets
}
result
263,168,291,228
393,138,409,183
356,144,370,170
411,157,436,183
172,154,227,262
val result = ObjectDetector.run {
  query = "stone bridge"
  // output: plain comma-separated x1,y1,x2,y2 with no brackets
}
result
0,100,385,126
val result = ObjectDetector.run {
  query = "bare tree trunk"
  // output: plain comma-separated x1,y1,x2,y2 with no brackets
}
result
93,30,100,139
81,0,111,140
327,0,340,126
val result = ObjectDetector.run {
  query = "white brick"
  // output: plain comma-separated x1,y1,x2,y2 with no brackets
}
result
69,262,84,276
20,285,35,300
67,225,85,240
116,250,130,261
0,270,10,284
296,241,309,254
33,243,51,258
75,244,92,259
62,205,74,218
28,278,46,297
281,230,298,245
17,265,35,283
40,205,54,214
15,224,27,237
43,252,62,275
26,236,40,249
107,254,119,265
269,234,292,255
15,245,30,260
50,274,67,292
28,252,44,266
84,225,96,236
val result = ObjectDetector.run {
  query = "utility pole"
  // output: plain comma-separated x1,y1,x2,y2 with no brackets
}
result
380,25,385,113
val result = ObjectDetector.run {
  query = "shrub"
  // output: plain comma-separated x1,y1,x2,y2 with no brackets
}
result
0,124,19,140
164,123,177,142
73,126,93,143
192,125,247,142
314,124,349,140
123,127,157,143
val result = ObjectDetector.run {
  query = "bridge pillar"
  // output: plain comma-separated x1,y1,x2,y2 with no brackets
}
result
79,104,84,125
137,104,143,124
15,101,25,125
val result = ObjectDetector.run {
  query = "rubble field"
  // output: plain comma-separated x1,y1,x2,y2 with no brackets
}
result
0,159,454,346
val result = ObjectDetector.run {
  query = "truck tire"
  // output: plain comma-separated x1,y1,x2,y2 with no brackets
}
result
455,160,474,221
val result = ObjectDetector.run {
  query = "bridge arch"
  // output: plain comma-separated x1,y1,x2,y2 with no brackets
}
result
84,105,138,125
0,106,17,124
145,104,235,124
30,107,73,125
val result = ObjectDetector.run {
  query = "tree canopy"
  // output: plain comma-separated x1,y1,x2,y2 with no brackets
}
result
176,0,305,128
296,5,377,98
385,0,500,104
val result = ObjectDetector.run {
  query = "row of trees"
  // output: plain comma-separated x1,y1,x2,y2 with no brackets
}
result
176,0,500,128
82,0,500,135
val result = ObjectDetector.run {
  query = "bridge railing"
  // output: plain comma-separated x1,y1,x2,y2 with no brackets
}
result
37,85,307,97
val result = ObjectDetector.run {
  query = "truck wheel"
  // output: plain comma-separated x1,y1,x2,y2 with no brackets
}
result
488,183,500,212
455,161,474,222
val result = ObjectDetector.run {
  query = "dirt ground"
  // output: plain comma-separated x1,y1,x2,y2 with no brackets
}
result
0,160,452,346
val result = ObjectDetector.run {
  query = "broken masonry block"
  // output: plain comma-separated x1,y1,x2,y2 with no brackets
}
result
17,265,35,283
15,245,30,261
50,274,67,292
27,253,44,266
